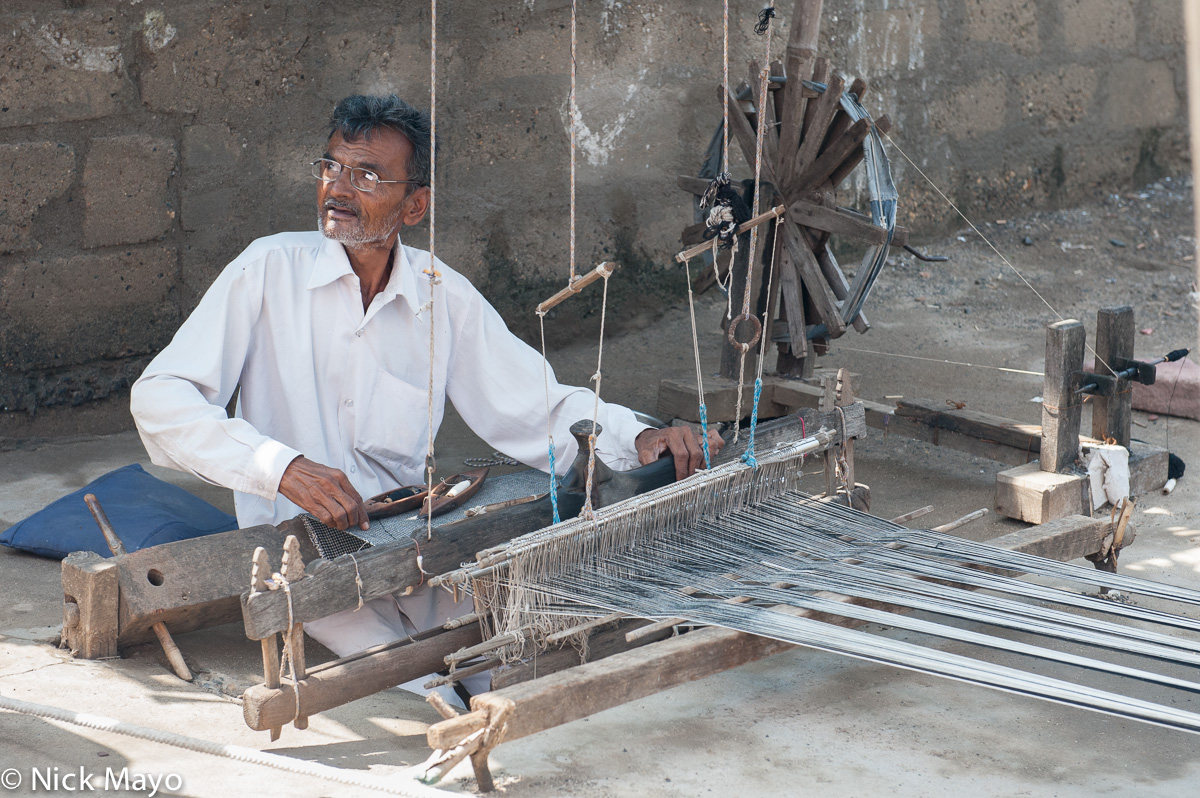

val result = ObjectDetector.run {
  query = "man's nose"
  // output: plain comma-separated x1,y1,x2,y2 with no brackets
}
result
326,167,357,198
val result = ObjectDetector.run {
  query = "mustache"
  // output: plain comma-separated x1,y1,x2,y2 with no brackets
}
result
323,199,358,214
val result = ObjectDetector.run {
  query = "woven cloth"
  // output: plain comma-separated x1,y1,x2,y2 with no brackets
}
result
303,469,557,559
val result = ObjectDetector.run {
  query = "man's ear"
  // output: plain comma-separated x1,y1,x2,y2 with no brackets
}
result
401,186,431,226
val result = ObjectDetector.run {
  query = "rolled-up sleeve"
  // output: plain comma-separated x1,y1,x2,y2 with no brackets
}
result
445,278,649,474
130,258,302,499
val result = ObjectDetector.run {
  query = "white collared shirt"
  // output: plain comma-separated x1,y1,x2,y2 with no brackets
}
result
131,231,648,527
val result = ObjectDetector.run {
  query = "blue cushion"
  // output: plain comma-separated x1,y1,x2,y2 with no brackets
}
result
0,464,238,559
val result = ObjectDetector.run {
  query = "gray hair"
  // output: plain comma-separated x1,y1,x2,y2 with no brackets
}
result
328,94,432,186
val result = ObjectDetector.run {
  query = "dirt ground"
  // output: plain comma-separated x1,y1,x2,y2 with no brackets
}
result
1,176,1198,797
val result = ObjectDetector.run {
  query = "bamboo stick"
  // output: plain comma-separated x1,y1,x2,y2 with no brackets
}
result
536,262,617,313
675,205,787,263
931,509,989,534
545,612,627,643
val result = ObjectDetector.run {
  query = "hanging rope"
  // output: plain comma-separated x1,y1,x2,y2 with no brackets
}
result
682,256,712,470
731,11,777,441
538,311,561,524
581,271,612,520
423,0,440,542
700,0,749,252
741,215,784,468
570,0,578,283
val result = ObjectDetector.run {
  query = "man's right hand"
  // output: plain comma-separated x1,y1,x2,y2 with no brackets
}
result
278,456,369,531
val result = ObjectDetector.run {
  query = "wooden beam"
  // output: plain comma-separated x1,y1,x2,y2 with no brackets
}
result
789,198,893,245
792,72,844,189
777,0,825,182
676,205,787,264
241,624,482,732
491,619,674,690
829,114,892,189
432,512,1121,747
824,76,868,149
779,220,846,337
986,515,1134,564
241,499,567,640
893,398,1046,456
1041,319,1087,473
108,520,308,645
61,552,118,659
814,242,869,334
657,376,791,424
776,232,808,358
536,262,618,314
725,87,780,187
795,117,870,190
768,382,1106,468
1091,306,1135,447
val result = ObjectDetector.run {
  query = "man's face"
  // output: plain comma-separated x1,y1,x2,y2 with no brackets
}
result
317,128,427,247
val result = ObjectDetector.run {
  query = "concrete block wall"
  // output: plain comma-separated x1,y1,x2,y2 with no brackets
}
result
0,0,1188,439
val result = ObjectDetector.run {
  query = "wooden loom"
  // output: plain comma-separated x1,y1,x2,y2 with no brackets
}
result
55,3,1174,792
229,383,1144,792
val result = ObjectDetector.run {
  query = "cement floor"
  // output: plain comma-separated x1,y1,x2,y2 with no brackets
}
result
3,225,1199,796
3,378,1198,797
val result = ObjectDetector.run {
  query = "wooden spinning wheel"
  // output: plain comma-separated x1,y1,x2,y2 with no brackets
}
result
677,0,913,385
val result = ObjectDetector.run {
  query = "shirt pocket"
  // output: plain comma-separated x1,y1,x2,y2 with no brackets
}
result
357,371,433,477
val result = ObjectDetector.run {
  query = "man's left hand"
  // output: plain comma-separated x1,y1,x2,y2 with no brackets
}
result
635,426,725,481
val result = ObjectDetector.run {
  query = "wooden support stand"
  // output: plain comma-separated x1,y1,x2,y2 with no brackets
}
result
60,519,311,665
996,308,1167,523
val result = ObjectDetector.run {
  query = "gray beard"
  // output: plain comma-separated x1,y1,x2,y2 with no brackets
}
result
317,206,404,246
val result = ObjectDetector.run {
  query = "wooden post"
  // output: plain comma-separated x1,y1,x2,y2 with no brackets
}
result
820,372,837,496
280,535,309,730
778,0,825,183
60,552,118,660
251,547,283,742
1091,306,1134,447
1041,319,1086,473
242,624,481,732
836,368,856,489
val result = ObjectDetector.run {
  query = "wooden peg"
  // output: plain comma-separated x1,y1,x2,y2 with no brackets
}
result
280,535,309,730
427,691,461,721
252,546,283,742
836,368,857,489
819,373,837,497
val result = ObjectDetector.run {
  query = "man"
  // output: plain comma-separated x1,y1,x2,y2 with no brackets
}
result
131,94,720,702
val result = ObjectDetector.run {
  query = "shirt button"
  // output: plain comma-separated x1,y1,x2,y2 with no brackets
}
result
345,399,354,407
348,465,357,474
355,330,364,337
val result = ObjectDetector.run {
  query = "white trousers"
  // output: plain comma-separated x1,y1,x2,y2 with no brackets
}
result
304,583,492,710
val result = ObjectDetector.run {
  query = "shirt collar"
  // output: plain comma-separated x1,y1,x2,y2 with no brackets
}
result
308,235,423,314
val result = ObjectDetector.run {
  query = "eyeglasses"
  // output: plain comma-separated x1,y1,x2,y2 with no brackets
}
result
310,158,423,193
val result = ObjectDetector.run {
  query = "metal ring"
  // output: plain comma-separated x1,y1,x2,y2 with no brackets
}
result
726,313,762,352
